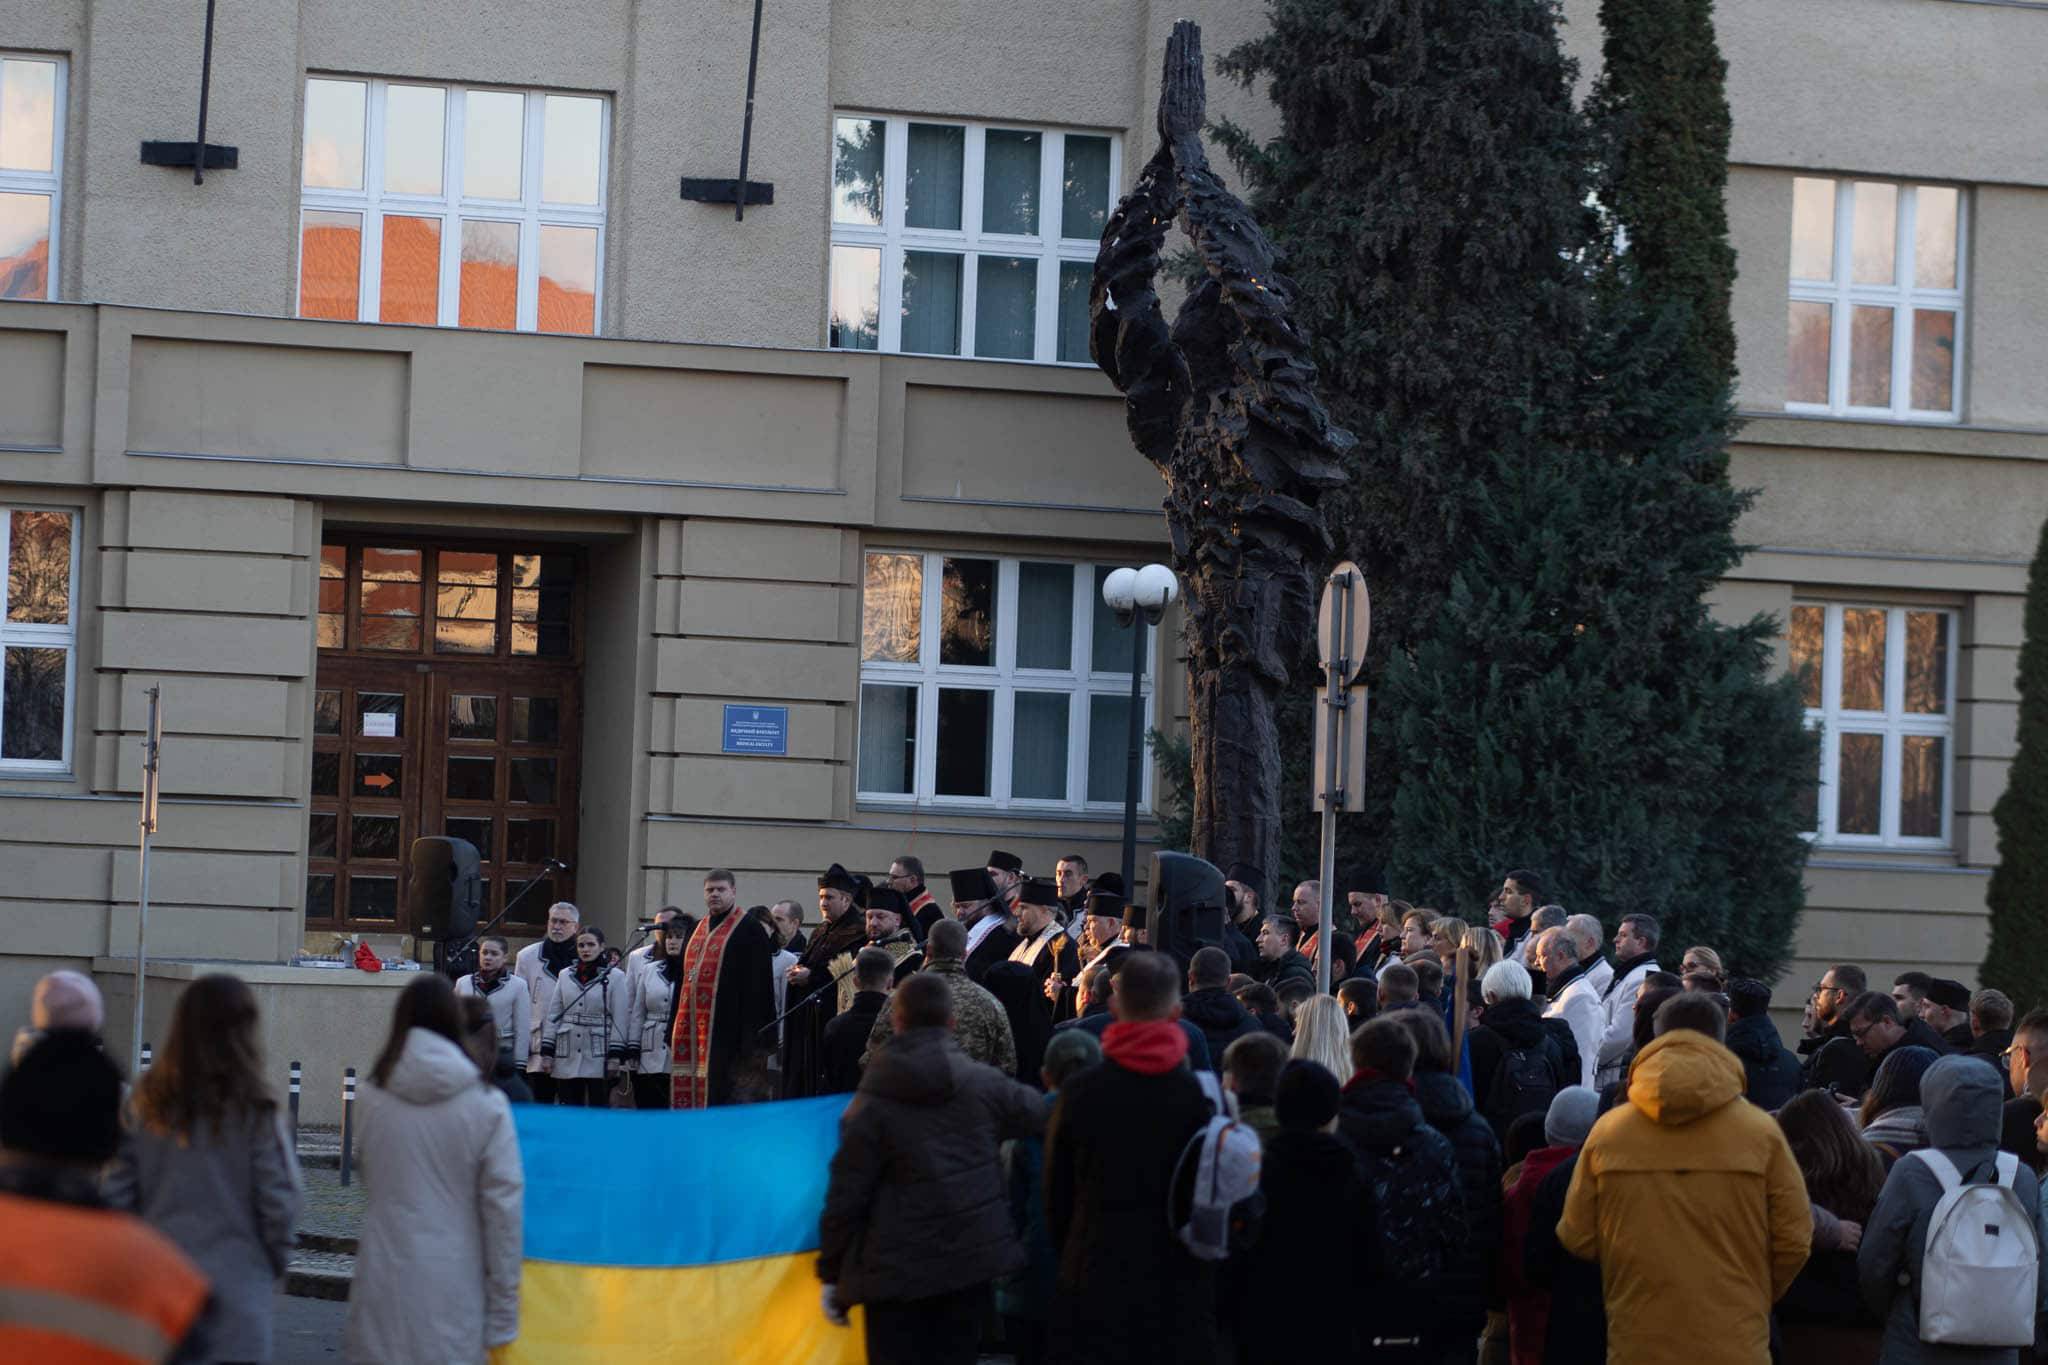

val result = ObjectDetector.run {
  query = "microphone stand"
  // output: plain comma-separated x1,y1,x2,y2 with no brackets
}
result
436,858,571,979
757,961,861,1037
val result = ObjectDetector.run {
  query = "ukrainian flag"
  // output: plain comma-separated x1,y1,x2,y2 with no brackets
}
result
499,1097,865,1364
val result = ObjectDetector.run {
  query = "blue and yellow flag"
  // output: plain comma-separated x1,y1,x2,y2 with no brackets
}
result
500,1098,865,1364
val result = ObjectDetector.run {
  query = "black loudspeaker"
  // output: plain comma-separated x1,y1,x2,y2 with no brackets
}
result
411,836,482,941
1146,851,1226,971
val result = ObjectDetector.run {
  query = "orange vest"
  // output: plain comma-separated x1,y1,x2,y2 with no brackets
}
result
0,1192,209,1364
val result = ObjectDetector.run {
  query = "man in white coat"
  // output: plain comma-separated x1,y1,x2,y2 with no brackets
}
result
1594,912,1661,1088
514,901,581,1103
1539,924,1610,1089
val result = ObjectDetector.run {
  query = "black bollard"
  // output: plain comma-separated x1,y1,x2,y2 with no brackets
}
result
139,1042,153,1073
339,1066,357,1186
288,1060,302,1142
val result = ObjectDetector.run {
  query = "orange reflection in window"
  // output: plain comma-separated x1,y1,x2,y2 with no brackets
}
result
537,225,596,335
300,211,361,320
459,220,518,330
379,216,441,324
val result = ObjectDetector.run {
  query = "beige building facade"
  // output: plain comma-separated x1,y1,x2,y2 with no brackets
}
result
0,0,2038,1099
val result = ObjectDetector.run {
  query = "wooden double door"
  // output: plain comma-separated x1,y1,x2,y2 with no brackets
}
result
307,538,582,939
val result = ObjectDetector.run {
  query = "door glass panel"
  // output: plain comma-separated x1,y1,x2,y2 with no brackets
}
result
349,876,398,920
314,690,341,735
1900,736,1944,838
934,688,992,797
1839,608,1887,711
511,554,574,657
448,694,498,739
353,753,402,797
939,559,996,666
311,752,340,797
509,757,556,804
350,814,401,859
857,684,917,795
436,585,499,654
308,812,338,858
505,819,555,864
319,545,347,648
306,874,335,920
447,817,493,860
1905,612,1948,714
1836,733,1883,835
356,692,404,738
507,873,555,914
359,548,422,651
446,756,496,801
1012,692,1069,800
511,696,559,743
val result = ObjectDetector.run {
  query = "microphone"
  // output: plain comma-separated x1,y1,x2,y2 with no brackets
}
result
546,858,573,873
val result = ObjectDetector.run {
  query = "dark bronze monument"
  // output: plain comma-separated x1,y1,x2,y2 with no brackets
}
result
1090,20,1355,891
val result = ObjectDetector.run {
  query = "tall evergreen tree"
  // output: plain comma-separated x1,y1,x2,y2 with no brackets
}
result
1983,516,2048,1009
1221,0,1813,969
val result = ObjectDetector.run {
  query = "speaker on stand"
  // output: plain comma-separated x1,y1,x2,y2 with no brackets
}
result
410,836,483,978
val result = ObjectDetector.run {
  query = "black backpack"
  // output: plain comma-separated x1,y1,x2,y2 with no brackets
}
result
1486,1036,1563,1134
1539,1016,1582,1092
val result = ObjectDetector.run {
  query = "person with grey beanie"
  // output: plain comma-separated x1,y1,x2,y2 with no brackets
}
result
1510,1087,1605,1364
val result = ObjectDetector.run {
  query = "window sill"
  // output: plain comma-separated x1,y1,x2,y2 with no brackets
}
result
855,798,1155,825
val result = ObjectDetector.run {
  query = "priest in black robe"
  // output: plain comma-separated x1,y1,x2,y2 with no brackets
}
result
952,866,1022,984
1009,876,1081,1031
780,863,870,1098
668,869,778,1108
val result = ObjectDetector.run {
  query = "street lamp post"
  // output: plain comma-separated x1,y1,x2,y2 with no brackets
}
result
1101,564,1179,894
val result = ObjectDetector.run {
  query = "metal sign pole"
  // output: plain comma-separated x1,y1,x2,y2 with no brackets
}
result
131,686,161,1078
1313,564,1369,996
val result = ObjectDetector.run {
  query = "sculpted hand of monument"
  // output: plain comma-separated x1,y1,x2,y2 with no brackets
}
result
1158,20,1207,151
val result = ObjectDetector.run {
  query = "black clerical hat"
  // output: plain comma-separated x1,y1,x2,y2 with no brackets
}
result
862,885,910,917
1086,872,1127,918
1019,877,1060,909
948,867,996,902
819,864,860,895
986,849,1024,873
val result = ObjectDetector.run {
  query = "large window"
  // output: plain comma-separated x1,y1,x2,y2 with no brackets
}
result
857,551,1154,811
1790,602,1954,847
1786,177,1963,420
0,508,77,771
828,116,1118,362
0,53,64,300
298,78,606,333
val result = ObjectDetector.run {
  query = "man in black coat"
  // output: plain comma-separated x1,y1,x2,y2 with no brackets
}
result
1798,963,1867,1094
1967,986,2014,1090
2001,1007,2048,1175
1046,951,1220,1365
950,867,1023,985
820,949,894,1095
1181,947,1261,1075
1524,1149,1607,1363
1467,967,1571,1143
1249,916,1314,991
1724,978,1802,1112
781,864,871,1098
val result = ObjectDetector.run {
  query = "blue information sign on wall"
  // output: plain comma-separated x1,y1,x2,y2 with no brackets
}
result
722,704,789,756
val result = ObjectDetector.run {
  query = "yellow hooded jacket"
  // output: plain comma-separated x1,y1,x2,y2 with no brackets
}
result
1557,1028,1812,1364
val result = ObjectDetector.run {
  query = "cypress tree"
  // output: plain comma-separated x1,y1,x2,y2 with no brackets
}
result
1221,0,1814,969
1983,516,2048,1009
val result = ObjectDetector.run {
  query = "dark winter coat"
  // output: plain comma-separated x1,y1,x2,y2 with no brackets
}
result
1181,987,1261,1075
1469,997,1570,1142
1063,1010,1213,1071
1524,1152,1605,1364
1413,1069,1504,1339
1221,921,1257,974
816,1026,1043,1306
1252,950,1315,992
2001,1093,2044,1175
1234,1128,1374,1365
1046,1051,1219,1364
820,990,888,1095
1726,1012,1803,1112
1335,1077,1466,1357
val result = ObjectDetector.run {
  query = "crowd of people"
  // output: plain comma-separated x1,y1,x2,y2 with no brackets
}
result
6,856,2048,1363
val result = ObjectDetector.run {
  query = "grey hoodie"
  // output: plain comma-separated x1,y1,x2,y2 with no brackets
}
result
1857,1055,2048,1365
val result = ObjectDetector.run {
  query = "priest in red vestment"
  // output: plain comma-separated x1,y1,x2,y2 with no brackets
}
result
669,868,778,1108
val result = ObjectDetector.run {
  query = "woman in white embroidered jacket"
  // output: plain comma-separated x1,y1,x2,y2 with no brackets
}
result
542,925,631,1105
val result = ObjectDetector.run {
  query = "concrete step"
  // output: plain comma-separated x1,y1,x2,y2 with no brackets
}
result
284,1247,353,1302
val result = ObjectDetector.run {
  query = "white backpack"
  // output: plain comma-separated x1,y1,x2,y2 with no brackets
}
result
1912,1148,2038,1347
1169,1071,1263,1261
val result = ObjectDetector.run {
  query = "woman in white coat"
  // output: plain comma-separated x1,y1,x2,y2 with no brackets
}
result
627,918,687,1109
343,974,523,1365
455,934,531,1067
106,972,303,1364
541,926,631,1106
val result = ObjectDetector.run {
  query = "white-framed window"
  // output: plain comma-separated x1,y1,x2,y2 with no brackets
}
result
1786,176,1964,421
0,53,65,301
297,77,607,334
827,115,1120,363
0,507,78,772
1789,602,1954,847
857,551,1156,812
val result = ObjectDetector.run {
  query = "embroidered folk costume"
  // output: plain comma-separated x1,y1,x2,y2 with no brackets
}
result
668,904,776,1109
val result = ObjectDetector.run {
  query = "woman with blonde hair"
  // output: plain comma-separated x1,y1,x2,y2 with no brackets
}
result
1290,995,1355,1086
1679,944,1726,990
1431,916,1471,962
107,973,303,1363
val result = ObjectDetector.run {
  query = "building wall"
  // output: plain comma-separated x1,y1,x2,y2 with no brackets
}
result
0,0,2044,1048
